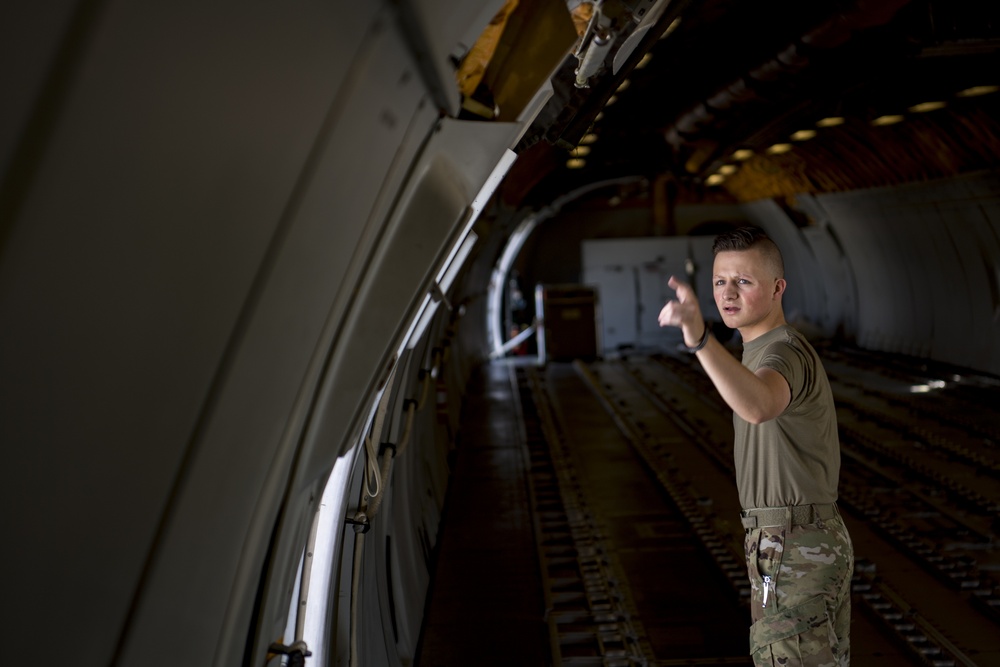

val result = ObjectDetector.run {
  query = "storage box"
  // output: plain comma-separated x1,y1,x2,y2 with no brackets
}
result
535,284,598,362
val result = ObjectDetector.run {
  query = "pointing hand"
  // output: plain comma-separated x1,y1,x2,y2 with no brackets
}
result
658,276,705,346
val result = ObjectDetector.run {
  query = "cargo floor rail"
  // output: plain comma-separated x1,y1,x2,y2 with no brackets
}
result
513,365,650,666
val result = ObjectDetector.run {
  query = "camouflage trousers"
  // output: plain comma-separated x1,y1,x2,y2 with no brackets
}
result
743,508,854,667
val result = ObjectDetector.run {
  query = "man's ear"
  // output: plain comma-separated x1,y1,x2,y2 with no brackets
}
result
773,278,787,299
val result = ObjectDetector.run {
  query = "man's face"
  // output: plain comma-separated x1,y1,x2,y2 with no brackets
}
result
712,248,783,337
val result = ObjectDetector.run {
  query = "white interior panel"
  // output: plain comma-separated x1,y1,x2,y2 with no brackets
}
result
912,205,965,359
585,265,637,351
239,113,521,663
942,200,1000,372
822,172,1000,374
1,3,387,664
637,261,672,344
801,223,855,338
821,193,894,350
114,13,440,667
291,117,522,495
582,237,715,351
741,200,827,330
0,0,79,175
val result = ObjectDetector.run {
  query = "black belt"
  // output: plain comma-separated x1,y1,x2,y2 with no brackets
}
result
740,503,838,530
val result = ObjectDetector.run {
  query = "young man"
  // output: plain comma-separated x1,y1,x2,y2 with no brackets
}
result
658,226,854,667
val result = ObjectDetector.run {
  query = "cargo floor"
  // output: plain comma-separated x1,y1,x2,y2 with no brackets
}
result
417,355,1000,666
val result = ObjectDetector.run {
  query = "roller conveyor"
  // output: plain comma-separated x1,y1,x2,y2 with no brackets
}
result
418,348,1000,666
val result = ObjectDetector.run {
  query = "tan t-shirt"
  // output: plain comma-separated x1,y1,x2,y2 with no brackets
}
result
734,325,840,510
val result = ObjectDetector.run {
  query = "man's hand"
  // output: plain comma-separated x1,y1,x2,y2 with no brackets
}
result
658,275,705,347
658,277,790,422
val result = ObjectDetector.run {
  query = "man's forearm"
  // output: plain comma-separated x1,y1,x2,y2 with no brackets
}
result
694,337,789,424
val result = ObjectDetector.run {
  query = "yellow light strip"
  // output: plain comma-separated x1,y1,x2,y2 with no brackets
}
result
871,114,905,126
816,116,845,128
956,85,999,97
908,101,946,113
662,18,682,39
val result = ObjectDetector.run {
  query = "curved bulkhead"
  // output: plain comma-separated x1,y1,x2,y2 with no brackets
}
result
1,1,547,665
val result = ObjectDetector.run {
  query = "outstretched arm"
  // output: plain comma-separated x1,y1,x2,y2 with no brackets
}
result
658,276,789,424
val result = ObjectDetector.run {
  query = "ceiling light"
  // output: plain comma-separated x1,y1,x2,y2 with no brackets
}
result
662,18,682,39
910,380,945,393
635,53,653,69
570,145,591,157
616,79,631,93
566,158,586,169
605,94,618,106
718,164,737,175
956,85,998,97
594,112,604,122
908,101,947,113
706,174,726,186
871,114,905,126
766,143,793,155
580,133,599,145
790,129,817,141
732,149,754,161
816,116,845,128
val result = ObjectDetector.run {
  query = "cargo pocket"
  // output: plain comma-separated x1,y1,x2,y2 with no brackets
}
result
749,595,837,667
745,526,783,622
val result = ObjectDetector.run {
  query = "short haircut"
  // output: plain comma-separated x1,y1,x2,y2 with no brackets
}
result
712,226,785,278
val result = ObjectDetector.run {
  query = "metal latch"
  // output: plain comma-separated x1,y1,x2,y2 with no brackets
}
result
268,640,312,667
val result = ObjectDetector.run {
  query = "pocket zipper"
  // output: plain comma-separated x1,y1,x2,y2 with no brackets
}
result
762,575,772,608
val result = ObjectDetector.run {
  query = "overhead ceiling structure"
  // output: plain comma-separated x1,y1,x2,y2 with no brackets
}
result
472,0,1000,210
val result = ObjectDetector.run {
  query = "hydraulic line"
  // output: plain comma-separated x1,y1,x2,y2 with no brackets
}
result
349,363,397,667
294,505,322,644
348,345,439,666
